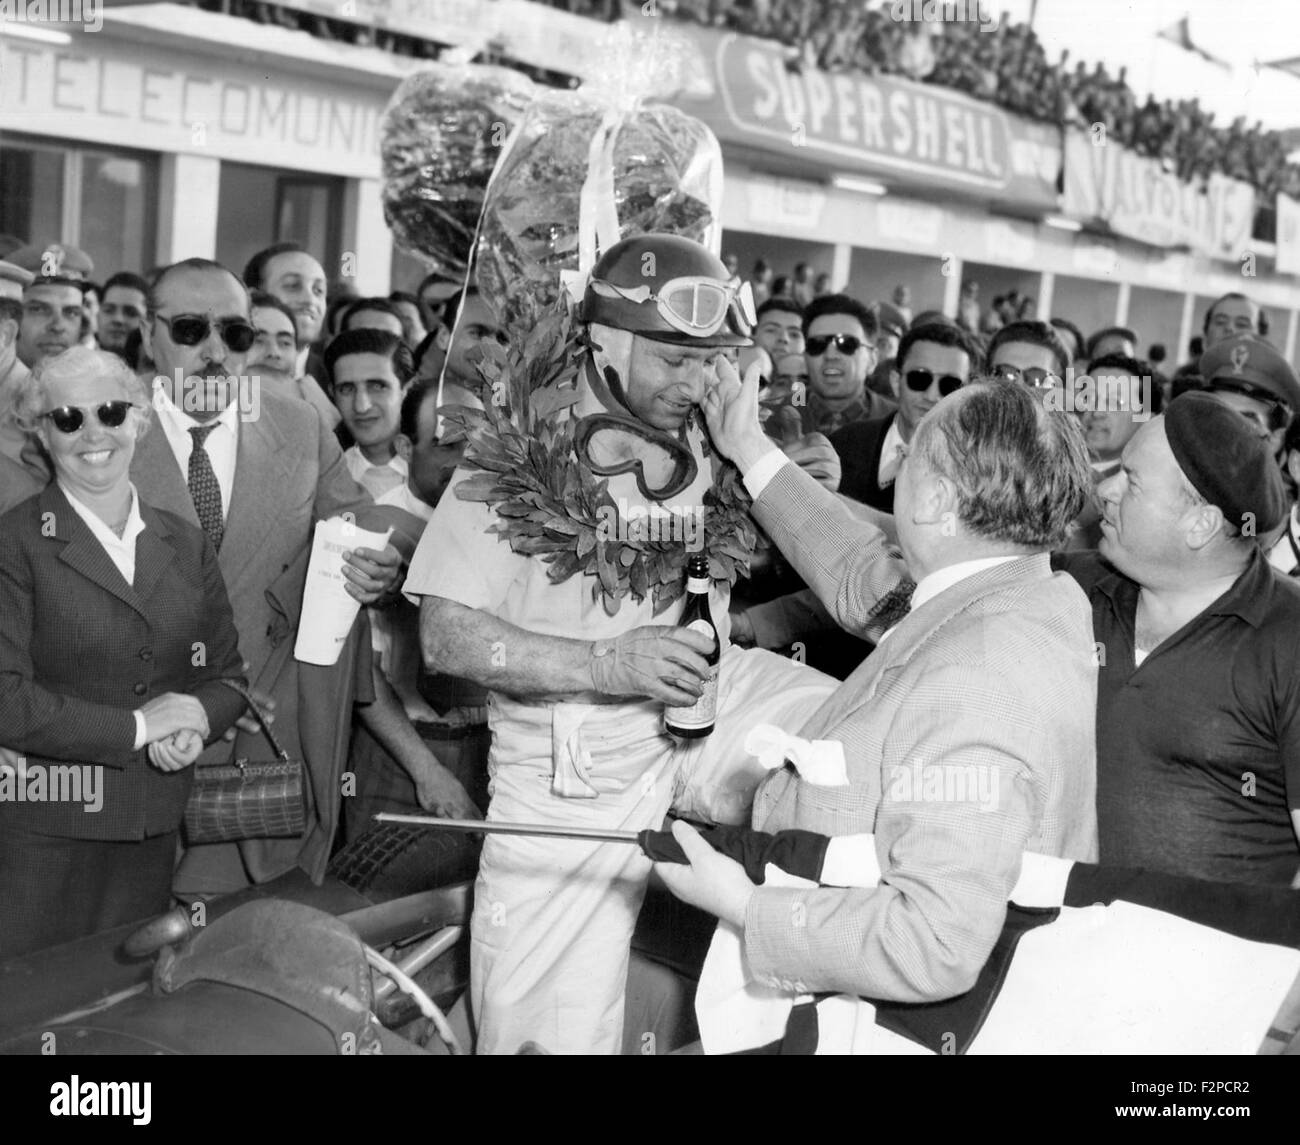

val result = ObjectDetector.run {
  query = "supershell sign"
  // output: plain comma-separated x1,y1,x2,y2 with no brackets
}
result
687,32,1060,209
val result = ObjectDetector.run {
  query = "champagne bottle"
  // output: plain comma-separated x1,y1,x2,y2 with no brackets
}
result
664,552,719,739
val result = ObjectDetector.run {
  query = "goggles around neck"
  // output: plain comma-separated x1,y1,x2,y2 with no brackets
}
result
575,413,699,503
588,276,756,339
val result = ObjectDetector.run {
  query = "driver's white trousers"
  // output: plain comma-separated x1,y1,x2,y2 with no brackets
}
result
470,646,837,1055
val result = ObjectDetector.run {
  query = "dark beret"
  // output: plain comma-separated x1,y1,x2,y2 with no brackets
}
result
1164,391,1287,535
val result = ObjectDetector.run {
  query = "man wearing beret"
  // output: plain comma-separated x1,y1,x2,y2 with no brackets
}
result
1056,392,1300,886
1198,334,1300,466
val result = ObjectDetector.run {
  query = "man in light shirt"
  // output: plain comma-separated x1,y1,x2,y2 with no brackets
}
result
324,330,482,828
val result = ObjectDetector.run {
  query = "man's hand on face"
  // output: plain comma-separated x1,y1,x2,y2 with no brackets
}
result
653,819,757,928
703,355,775,474
342,543,404,604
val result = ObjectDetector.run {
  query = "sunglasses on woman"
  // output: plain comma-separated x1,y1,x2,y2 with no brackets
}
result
40,401,138,434
904,368,964,396
806,333,868,357
992,363,1061,389
154,313,257,353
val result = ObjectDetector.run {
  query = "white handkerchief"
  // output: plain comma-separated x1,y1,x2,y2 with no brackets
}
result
743,725,849,787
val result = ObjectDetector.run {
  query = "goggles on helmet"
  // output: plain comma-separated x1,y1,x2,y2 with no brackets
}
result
588,276,756,340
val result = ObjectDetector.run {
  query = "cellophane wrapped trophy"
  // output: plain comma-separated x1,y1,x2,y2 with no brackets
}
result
379,23,724,334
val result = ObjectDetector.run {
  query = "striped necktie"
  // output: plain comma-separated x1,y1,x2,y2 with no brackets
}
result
188,423,224,551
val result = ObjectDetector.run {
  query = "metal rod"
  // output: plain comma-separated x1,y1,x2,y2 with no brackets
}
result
374,812,643,845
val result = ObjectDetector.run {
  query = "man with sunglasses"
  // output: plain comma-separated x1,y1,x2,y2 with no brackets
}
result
405,235,839,1054
799,294,896,436
129,257,409,899
987,320,1072,400
833,322,981,513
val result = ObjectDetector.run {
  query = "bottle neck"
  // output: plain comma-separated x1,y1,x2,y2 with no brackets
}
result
685,576,711,594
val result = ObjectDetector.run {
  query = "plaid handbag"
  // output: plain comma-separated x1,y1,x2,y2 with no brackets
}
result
183,680,307,844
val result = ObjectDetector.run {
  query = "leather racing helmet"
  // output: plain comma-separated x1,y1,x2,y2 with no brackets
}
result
580,234,755,348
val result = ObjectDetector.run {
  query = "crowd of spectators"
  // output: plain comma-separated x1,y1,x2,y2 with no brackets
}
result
192,0,1300,222
656,2,1300,208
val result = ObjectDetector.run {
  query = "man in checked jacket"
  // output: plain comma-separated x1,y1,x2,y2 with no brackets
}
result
657,369,1099,1005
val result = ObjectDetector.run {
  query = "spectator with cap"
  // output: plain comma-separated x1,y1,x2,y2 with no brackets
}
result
17,276,85,372
1198,334,1300,465
987,320,1072,402
798,293,896,436
8,241,93,282
98,273,149,360
866,299,907,398
1056,393,1300,886
1266,416,1300,578
0,259,33,303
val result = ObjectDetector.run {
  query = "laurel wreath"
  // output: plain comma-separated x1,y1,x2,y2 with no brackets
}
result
447,305,757,616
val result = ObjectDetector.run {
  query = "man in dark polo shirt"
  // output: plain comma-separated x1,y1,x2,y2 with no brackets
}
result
1055,392,1300,886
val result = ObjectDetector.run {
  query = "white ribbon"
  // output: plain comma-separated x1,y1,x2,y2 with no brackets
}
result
742,724,849,788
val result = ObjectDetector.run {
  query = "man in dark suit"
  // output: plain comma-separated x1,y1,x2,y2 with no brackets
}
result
831,322,981,512
130,259,406,896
